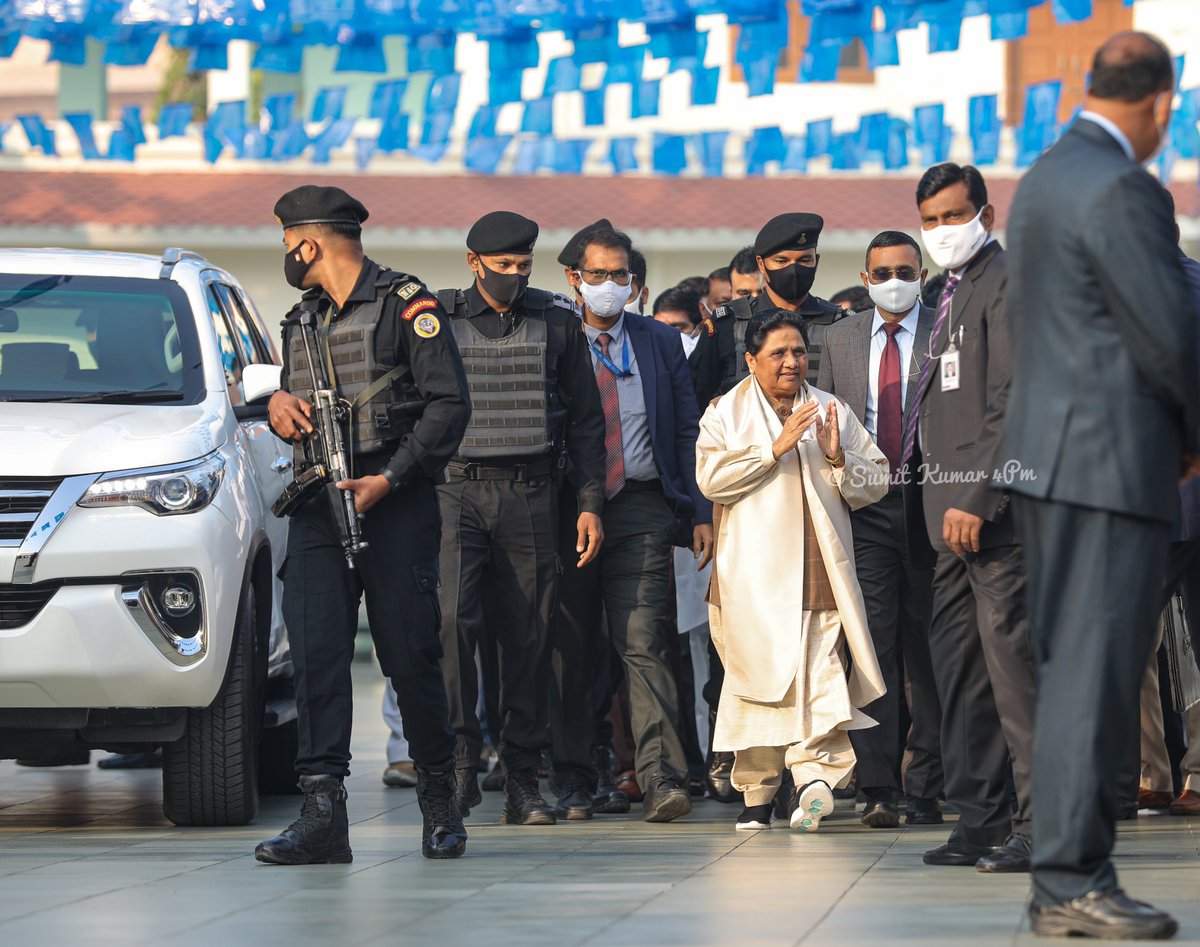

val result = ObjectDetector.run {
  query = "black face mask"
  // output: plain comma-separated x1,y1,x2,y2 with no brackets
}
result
765,260,817,304
284,241,313,289
476,259,528,308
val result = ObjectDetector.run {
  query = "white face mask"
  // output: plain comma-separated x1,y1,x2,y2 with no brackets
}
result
921,206,989,271
868,277,922,315
577,276,632,319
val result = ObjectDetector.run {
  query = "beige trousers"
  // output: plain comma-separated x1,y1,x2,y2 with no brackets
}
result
1140,618,1200,792
731,735,855,808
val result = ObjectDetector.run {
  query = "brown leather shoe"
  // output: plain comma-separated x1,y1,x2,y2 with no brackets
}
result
1138,789,1173,810
616,770,643,802
1168,789,1200,816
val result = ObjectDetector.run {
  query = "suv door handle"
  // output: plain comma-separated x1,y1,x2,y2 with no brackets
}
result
271,457,293,473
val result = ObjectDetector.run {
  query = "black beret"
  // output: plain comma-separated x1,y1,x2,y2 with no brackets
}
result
467,211,539,254
274,185,369,229
556,218,613,267
754,213,824,257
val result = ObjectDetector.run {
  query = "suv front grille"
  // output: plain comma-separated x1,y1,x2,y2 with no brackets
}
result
0,476,64,544
0,581,64,629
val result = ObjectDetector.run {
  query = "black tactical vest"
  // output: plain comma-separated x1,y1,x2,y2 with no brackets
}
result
441,288,566,461
285,271,421,454
716,295,840,387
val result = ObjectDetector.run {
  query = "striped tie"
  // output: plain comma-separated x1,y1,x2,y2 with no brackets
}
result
901,275,960,467
595,332,626,500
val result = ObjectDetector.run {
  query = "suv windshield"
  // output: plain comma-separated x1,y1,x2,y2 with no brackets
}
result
0,273,204,405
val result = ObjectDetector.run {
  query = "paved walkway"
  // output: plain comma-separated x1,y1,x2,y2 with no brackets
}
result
2,663,1199,947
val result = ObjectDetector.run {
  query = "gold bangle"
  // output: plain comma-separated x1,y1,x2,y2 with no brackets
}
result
825,449,845,468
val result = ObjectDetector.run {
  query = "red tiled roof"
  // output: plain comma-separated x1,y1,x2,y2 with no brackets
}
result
0,169,1195,233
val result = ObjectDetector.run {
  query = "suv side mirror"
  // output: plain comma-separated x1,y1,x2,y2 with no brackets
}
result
241,363,282,404
0,309,18,332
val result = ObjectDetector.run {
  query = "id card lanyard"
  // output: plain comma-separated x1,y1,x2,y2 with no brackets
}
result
592,330,632,378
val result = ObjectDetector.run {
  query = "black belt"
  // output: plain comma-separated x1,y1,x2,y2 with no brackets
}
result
446,458,555,483
619,478,662,494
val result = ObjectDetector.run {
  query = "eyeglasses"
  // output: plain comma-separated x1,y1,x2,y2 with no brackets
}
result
869,266,919,283
577,268,632,286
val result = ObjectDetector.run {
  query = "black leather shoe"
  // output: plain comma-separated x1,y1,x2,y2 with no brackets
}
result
706,751,741,804
976,833,1031,873
255,775,353,865
416,763,468,859
554,770,595,821
1030,888,1177,940
501,768,557,825
643,776,693,823
923,838,1000,866
454,766,482,817
481,764,505,792
591,745,631,814
905,795,944,825
861,799,901,829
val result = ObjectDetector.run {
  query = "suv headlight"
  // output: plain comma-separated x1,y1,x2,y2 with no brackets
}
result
78,454,225,516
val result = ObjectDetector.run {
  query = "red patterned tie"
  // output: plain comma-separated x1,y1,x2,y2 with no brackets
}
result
595,332,626,500
877,322,903,490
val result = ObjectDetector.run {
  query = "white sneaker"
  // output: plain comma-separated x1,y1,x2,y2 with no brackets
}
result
790,780,834,832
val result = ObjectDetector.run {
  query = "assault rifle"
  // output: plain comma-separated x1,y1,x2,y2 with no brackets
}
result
271,304,368,569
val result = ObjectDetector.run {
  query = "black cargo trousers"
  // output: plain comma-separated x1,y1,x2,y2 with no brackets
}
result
282,471,456,777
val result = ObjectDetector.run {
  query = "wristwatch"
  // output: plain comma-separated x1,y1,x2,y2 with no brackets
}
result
381,468,402,493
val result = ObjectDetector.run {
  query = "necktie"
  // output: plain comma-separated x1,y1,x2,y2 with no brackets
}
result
901,275,960,466
595,332,626,500
877,322,903,489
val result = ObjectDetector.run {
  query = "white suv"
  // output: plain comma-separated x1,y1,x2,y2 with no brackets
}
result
0,247,295,826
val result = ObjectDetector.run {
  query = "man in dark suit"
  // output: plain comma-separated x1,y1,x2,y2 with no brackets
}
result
999,33,1198,939
549,227,714,823
903,163,1039,874
652,284,723,411
817,231,943,829
712,214,845,391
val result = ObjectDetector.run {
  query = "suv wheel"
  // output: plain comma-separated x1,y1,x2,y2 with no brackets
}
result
162,586,261,826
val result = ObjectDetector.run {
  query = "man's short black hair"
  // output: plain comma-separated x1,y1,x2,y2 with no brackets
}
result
1089,31,1175,102
677,275,708,297
916,162,989,212
312,222,362,242
865,230,923,268
745,308,809,355
830,286,871,312
730,245,758,275
579,228,634,267
652,286,703,326
629,248,647,284
708,266,732,283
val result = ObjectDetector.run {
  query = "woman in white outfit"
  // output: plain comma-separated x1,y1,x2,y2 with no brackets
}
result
696,309,888,831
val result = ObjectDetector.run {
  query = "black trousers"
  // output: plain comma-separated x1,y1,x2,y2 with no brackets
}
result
929,542,1038,845
550,481,687,791
849,492,943,799
283,477,454,777
1014,496,1169,906
438,474,556,773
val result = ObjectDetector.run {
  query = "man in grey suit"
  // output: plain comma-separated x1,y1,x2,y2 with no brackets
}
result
1000,32,1198,940
817,231,944,829
904,163,1039,874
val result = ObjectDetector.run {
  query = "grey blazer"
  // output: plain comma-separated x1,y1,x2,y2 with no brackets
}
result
817,303,933,432
904,241,1015,553
998,119,1198,524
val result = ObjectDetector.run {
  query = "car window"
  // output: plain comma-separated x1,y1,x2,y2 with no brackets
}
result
232,287,279,364
214,284,268,366
0,273,203,405
206,284,244,403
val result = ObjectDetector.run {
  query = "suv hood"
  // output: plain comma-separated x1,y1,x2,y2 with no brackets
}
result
0,403,227,477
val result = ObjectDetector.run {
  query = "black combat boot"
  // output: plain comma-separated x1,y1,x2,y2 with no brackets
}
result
706,752,740,804
454,766,482,817
255,775,352,865
501,768,557,825
591,745,631,814
416,762,468,859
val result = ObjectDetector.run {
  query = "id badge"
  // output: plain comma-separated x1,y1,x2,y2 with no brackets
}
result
940,349,961,392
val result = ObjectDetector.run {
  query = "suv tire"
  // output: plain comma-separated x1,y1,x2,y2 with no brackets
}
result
162,586,261,826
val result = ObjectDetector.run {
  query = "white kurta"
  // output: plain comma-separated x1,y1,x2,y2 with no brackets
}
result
696,376,889,753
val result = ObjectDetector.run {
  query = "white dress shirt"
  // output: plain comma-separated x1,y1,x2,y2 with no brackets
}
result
1078,110,1136,162
864,303,920,439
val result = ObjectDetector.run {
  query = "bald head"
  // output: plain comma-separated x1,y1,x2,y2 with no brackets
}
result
1088,31,1174,102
